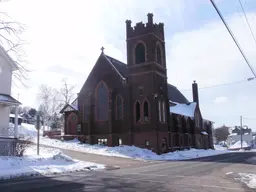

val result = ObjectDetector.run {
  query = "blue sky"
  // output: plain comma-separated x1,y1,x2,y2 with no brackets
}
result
1,0,256,130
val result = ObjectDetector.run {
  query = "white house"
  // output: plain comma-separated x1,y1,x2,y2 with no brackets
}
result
226,127,255,148
0,45,21,156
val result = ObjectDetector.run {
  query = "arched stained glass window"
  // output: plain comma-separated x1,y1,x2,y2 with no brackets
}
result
96,83,108,121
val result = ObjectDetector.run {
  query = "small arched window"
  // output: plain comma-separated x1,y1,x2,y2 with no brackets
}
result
143,101,149,121
96,82,108,121
156,44,163,65
116,95,123,120
135,42,146,64
135,101,141,123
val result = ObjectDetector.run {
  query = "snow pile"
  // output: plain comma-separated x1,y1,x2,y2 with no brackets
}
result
229,140,249,149
235,173,256,189
0,146,104,180
214,144,227,150
18,123,38,138
38,137,230,161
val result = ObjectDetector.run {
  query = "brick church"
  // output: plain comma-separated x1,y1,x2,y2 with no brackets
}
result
60,13,214,154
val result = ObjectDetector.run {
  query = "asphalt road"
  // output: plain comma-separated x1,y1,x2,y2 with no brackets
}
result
0,152,256,192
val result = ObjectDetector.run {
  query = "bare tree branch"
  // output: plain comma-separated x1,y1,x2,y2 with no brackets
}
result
60,78,76,106
37,85,62,130
0,10,30,87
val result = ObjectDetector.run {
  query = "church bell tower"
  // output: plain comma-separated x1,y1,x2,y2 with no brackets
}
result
126,13,169,134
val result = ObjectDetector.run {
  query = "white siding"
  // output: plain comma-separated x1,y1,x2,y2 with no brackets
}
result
0,106,10,135
0,56,12,95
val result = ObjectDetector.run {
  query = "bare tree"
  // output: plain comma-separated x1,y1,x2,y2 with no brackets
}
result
0,3,29,86
37,85,62,130
60,78,76,105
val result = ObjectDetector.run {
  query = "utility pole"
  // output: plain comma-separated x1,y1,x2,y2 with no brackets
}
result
240,116,243,149
36,114,40,155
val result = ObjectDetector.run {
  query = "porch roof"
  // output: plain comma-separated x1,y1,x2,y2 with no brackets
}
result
59,103,78,113
0,94,21,106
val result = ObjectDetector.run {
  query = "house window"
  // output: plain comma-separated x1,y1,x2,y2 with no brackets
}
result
135,101,141,123
116,95,123,120
145,140,150,147
158,100,162,122
143,100,149,122
96,83,108,121
162,101,166,122
98,138,107,145
135,42,146,64
72,115,76,122
156,44,162,65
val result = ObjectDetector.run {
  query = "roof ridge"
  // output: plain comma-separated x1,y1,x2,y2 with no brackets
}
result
104,54,127,65
102,54,126,80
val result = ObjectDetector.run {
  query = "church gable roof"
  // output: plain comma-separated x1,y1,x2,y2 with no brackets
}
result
104,54,190,104
104,55,129,78
80,52,189,104
167,84,189,104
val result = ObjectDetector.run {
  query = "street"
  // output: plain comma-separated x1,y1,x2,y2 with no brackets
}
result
0,151,255,192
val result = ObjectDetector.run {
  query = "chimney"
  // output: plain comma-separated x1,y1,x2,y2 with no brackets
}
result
147,13,153,25
192,80,199,104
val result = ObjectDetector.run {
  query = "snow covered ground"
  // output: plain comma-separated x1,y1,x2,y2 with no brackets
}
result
0,146,104,180
236,173,256,189
34,137,231,161
18,123,255,161
228,140,249,149
226,172,256,189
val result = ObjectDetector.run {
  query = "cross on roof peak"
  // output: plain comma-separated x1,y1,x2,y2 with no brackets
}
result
101,46,105,53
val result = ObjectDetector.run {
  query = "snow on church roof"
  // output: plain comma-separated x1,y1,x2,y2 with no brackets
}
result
169,101,196,118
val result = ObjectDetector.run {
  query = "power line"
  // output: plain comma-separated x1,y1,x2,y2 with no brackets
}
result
181,78,254,92
210,0,256,78
243,117,256,121
238,0,256,46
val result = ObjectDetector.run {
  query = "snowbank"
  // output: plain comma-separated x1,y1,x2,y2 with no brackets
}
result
18,123,38,138
229,140,249,149
20,121,231,161
0,146,104,180
37,137,230,161
235,173,256,189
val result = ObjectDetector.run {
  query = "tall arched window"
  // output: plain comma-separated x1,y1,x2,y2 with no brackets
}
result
162,100,166,122
116,95,123,120
158,99,166,122
96,82,108,121
135,101,141,123
135,42,146,64
143,101,149,121
158,100,162,122
156,44,163,65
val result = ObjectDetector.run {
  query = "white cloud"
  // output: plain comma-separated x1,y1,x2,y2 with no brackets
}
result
213,96,228,104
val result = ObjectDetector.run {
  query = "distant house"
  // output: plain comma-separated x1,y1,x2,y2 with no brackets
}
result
0,45,21,156
19,112,36,124
9,114,22,125
226,126,255,148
